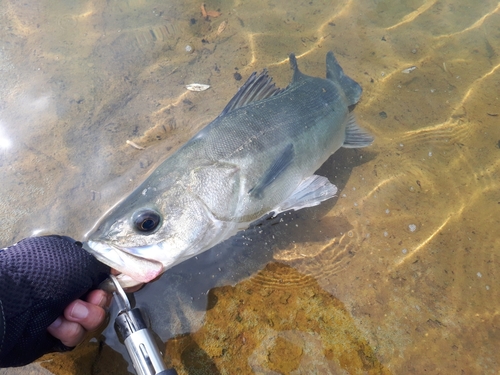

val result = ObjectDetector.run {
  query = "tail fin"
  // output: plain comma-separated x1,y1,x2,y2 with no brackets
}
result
326,51,362,107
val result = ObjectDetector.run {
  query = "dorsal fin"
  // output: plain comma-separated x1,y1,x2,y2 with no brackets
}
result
289,53,307,83
219,70,283,116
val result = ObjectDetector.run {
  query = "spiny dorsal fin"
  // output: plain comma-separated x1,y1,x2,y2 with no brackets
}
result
219,70,283,116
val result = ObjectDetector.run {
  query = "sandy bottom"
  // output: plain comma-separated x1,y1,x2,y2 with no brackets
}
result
0,0,499,374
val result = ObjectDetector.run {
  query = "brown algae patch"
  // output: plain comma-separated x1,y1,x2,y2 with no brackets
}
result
165,263,390,375
38,340,129,375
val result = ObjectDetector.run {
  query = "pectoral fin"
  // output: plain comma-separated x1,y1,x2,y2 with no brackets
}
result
249,144,294,198
273,175,337,214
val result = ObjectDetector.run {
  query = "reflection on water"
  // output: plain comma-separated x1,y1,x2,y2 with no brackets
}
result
1,0,499,374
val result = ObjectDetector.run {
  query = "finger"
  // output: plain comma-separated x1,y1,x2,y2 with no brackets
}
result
47,317,85,348
47,294,109,348
85,289,112,309
63,299,107,332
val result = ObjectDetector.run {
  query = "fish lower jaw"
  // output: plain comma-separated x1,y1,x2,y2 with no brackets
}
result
115,273,153,289
84,240,164,285
99,272,155,291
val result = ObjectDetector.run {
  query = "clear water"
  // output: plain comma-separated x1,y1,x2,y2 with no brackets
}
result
1,0,499,374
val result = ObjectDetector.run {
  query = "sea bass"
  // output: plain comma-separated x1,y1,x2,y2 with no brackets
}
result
85,51,373,287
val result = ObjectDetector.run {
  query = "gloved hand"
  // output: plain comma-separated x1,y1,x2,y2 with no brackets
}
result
0,235,110,367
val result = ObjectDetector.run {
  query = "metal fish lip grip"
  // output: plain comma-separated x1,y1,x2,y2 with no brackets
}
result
110,275,178,375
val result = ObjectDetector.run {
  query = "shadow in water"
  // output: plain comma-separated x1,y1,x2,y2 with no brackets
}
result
131,146,377,339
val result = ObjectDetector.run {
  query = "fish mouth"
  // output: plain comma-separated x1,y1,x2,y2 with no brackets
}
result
84,240,164,286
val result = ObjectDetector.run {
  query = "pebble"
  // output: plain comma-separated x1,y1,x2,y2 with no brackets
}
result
186,83,210,91
402,66,417,74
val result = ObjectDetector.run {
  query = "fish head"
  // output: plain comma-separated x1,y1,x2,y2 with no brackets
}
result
86,183,224,287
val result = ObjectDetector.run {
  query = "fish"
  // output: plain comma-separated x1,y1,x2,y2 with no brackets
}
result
85,51,373,287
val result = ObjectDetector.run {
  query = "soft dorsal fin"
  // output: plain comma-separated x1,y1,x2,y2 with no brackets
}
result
219,70,283,116
289,53,308,83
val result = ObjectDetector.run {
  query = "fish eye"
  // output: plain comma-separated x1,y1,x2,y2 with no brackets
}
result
133,210,161,233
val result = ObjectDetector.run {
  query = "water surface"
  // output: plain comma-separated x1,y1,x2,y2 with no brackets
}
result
0,0,499,374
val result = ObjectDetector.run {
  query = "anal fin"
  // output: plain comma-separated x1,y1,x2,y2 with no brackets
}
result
273,175,337,214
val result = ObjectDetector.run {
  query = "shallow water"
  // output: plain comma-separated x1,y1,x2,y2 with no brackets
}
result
1,0,499,374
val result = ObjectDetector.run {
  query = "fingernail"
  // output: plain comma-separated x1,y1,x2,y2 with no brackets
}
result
96,293,106,307
71,301,89,319
104,294,112,309
50,317,63,328
100,293,112,308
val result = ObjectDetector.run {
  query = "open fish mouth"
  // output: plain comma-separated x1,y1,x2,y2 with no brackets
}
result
84,240,164,287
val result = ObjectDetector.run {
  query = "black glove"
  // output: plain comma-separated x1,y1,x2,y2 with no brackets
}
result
0,235,110,367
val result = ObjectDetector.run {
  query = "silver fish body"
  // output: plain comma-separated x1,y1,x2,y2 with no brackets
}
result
86,52,373,287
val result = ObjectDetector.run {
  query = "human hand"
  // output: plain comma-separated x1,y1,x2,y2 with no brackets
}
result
0,235,110,367
47,289,112,347
46,269,143,348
